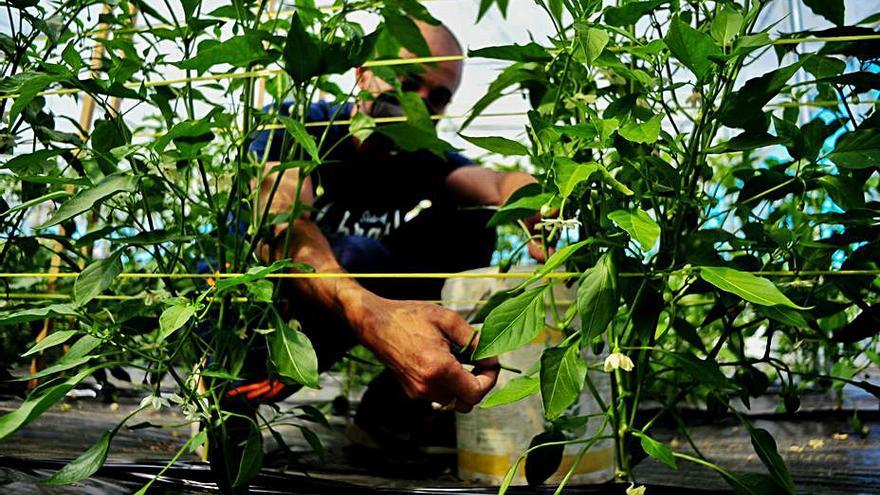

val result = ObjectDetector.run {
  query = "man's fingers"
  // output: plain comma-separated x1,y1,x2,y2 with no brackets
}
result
443,365,483,410
442,357,502,411
437,309,477,353
473,357,501,394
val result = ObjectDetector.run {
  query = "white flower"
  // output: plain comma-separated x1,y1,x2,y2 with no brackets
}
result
604,351,634,373
140,394,170,411
534,217,582,230
626,483,646,495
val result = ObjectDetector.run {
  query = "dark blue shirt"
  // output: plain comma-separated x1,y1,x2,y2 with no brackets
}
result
249,100,471,240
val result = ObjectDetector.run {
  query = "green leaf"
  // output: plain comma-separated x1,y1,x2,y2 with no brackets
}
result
471,288,522,324
0,367,96,440
700,266,808,310
596,165,634,196
23,335,104,381
42,429,112,485
7,189,75,216
476,0,510,21
248,279,274,303
283,12,321,83
481,375,540,408
519,239,592,288
803,0,844,26
707,132,782,154
151,117,216,153
460,135,529,156
825,130,880,169
376,123,456,158
387,0,440,24
460,63,545,130
89,117,131,175
731,32,771,57
175,33,265,73
540,343,587,420
397,91,435,133
269,318,319,388
322,29,382,75
718,60,805,130
37,173,137,229
2,149,62,175
233,426,263,487
574,23,608,64
755,305,809,328
487,187,554,227
817,175,865,210
577,252,618,343
278,116,320,161
633,430,677,469
349,112,375,141
664,16,722,80
554,158,599,199
725,472,789,495
22,330,78,358
73,250,123,306
607,208,660,251
592,118,620,145
604,0,664,27
215,260,293,291
711,6,743,46
618,114,663,144
666,352,729,389
746,425,796,494
468,42,550,62
383,9,430,57
473,285,546,360
0,303,78,326
300,425,325,460
670,317,706,353
158,303,198,342
802,55,846,78
9,73,59,123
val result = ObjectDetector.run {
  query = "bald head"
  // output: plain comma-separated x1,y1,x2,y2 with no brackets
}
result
412,19,464,94
356,19,464,115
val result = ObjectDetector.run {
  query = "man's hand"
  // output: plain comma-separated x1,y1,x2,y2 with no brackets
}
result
348,294,499,413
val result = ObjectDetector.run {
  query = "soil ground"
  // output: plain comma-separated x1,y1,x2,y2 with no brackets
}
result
1,369,878,494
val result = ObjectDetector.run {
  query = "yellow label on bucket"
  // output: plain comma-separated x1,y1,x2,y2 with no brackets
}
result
459,446,614,479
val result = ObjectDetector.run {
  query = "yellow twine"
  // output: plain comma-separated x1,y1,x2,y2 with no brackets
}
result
4,34,878,103
0,55,466,102
131,110,528,139
0,292,574,305
0,269,876,280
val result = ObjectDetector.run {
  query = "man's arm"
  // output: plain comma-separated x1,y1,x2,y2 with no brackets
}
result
445,166,536,206
445,165,552,260
256,164,499,411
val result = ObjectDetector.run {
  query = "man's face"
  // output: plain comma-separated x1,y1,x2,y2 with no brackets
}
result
357,23,463,118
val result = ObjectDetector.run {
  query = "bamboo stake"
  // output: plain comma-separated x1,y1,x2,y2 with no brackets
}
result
28,3,115,390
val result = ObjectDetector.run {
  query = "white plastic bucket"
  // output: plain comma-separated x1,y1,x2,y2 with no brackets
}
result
442,266,613,485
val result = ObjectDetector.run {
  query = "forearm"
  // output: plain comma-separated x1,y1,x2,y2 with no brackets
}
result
497,171,537,205
263,219,375,328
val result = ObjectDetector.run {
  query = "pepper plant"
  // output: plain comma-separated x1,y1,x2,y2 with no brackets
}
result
465,0,880,493
0,0,456,492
